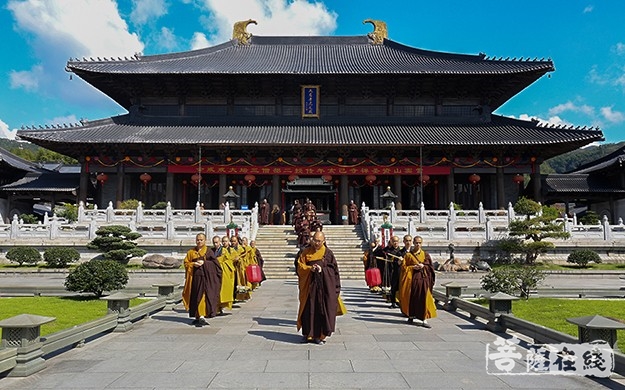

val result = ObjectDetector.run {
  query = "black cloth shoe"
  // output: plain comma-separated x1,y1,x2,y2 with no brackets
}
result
191,319,199,326
390,303,398,308
407,318,414,324
198,317,209,326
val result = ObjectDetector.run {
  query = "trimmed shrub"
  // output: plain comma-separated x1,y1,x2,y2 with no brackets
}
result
480,266,545,299
567,249,602,268
86,225,146,264
151,201,167,209
20,214,39,224
54,202,78,222
6,247,41,266
579,211,600,225
119,199,139,209
43,247,81,268
64,260,128,297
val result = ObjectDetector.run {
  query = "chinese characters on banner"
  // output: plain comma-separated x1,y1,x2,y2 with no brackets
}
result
486,336,614,377
301,85,320,118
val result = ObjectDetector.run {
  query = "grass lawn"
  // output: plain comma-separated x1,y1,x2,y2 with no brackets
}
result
0,296,149,336
511,298,625,352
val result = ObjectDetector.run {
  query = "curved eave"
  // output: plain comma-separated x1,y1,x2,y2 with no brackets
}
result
17,115,603,161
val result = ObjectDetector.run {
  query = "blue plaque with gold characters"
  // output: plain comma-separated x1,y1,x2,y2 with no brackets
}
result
301,85,320,118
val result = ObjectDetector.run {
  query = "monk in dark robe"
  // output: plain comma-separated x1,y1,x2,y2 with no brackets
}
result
259,199,270,225
182,233,222,326
399,235,437,328
296,231,341,344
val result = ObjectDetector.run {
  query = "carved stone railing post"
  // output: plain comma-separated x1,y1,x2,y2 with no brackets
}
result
101,292,137,332
136,201,143,223
419,202,426,223
566,315,625,352
487,292,519,332
0,314,55,377
441,282,467,311
106,201,114,223
447,216,454,240
78,201,86,222
10,214,18,239
602,215,610,241
152,282,180,310
194,201,202,223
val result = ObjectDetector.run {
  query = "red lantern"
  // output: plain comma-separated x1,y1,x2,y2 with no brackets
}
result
321,174,332,182
244,174,256,185
140,173,152,187
365,174,377,184
96,173,108,185
191,173,202,185
468,174,481,185
421,174,430,184
513,174,524,184
288,174,299,182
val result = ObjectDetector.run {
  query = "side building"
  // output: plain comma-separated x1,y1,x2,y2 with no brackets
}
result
16,20,603,224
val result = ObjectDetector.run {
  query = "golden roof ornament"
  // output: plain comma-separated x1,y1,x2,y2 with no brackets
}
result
233,19,257,45
363,19,387,45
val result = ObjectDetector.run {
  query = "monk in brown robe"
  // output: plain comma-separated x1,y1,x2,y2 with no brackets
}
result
296,231,341,344
182,233,222,326
398,235,437,328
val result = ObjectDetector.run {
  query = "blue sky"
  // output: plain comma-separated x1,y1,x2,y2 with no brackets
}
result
1,0,624,144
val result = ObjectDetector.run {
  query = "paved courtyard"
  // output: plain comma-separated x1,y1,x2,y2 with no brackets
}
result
1,277,623,389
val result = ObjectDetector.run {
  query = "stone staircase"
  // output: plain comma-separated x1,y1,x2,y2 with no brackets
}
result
254,225,367,280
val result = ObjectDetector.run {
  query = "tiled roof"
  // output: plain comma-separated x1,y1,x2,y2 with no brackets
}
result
67,36,554,76
0,173,79,193
543,174,625,194
16,115,602,150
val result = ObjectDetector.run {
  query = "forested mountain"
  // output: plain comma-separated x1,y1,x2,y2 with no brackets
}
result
541,142,625,174
1,138,623,173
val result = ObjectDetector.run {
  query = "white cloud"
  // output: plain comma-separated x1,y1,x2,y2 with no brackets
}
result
130,0,168,26
190,32,210,50
195,0,338,46
0,120,17,140
157,27,178,50
600,106,625,123
48,115,80,126
548,101,594,117
517,114,573,127
7,0,145,108
614,42,625,55
583,5,593,13
9,65,43,91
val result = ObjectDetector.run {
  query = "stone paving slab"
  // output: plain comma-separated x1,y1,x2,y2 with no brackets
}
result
0,279,623,389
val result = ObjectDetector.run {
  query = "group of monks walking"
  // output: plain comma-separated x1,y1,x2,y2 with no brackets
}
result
182,233,265,327
292,199,323,247
363,234,437,327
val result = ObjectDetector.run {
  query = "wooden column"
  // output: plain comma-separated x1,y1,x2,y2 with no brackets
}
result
340,175,348,224
115,164,124,209
79,159,89,203
394,175,402,209
446,168,455,206
218,174,227,208
271,174,280,208
166,171,174,207
496,167,505,209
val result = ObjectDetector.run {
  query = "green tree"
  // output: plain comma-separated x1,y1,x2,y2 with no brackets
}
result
508,197,570,264
480,266,545,299
6,247,42,266
87,225,146,264
119,199,140,209
43,247,81,268
579,210,600,225
64,260,128,297
567,249,602,268
54,202,79,222
20,214,39,224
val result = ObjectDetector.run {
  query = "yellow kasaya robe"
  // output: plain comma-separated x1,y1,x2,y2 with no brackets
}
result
296,246,340,338
398,249,437,321
216,247,236,310
231,244,252,301
242,244,260,290
182,245,222,318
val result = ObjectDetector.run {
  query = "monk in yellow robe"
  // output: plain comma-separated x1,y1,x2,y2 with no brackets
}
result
215,235,235,312
230,235,251,301
399,235,436,328
182,233,222,326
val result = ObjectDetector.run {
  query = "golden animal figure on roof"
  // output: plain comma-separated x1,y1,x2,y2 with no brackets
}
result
363,19,388,45
233,19,258,45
